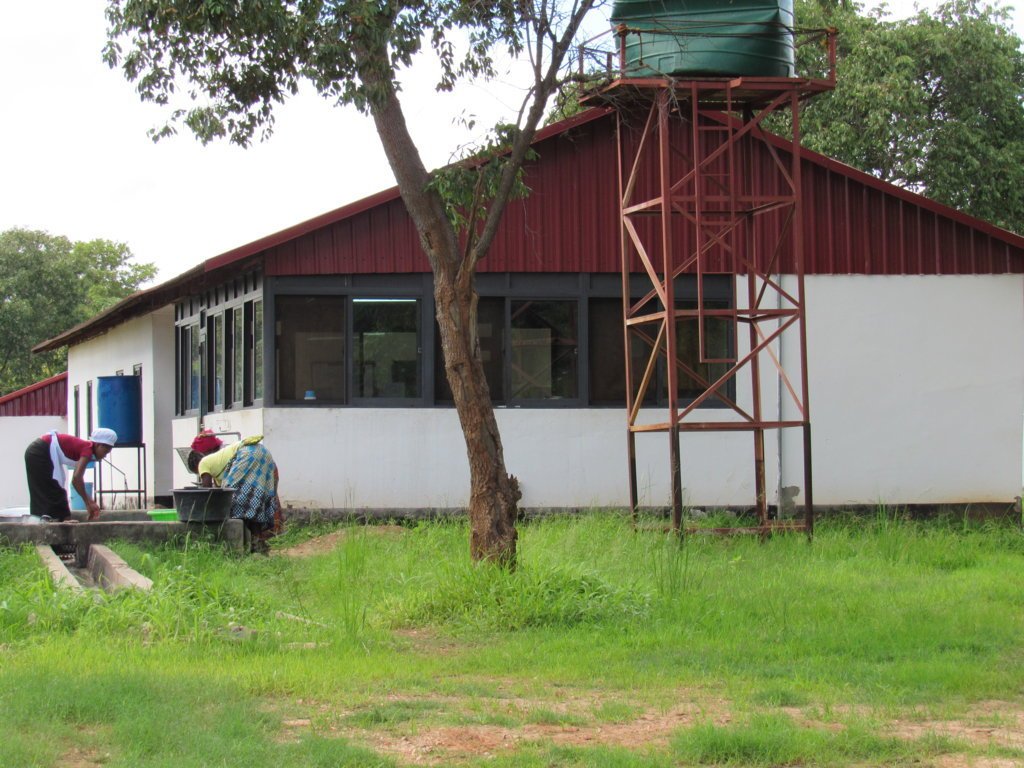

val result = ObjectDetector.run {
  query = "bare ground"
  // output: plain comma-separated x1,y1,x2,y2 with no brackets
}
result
274,524,406,558
269,530,1024,766
272,687,1024,766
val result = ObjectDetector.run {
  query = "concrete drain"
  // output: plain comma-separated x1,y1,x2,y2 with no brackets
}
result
37,543,153,593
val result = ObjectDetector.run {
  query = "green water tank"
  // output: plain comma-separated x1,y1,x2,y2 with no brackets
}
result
610,0,795,78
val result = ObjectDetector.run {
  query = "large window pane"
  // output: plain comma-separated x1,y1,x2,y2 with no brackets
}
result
434,297,504,403
276,296,346,403
354,299,420,399
510,300,577,400
213,313,225,408
253,300,264,401
589,298,655,405
233,308,243,404
674,299,733,400
189,323,201,411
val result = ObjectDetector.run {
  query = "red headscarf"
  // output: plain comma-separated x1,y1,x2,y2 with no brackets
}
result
190,430,223,455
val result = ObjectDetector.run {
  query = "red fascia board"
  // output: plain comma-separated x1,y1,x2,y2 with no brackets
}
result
0,371,67,405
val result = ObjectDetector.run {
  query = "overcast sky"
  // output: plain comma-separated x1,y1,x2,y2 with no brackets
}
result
1,1,1020,283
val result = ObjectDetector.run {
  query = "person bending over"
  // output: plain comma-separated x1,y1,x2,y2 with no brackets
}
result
24,428,117,521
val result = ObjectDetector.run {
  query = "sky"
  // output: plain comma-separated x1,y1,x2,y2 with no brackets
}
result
1,1,1021,283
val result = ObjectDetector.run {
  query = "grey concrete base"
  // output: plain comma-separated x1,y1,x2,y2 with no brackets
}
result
35,544,84,593
282,499,1022,526
87,544,153,592
0,519,245,552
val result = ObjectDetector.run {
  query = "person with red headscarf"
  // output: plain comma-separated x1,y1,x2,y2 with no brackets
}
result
186,430,282,551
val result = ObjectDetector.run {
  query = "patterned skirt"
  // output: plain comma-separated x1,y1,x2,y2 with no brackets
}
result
222,443,278,532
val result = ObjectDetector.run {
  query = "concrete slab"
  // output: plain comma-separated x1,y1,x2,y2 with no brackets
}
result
0,519,245,552
87,544,153,592
34,544,84,593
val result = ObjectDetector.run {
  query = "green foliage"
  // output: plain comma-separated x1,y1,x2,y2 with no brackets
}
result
384,559,650,631
671,713,947,766
0,228,156,395
103,0,527,145
427,121,537,237
794,0,1024,232
0,540,273,644
4,515,1024,765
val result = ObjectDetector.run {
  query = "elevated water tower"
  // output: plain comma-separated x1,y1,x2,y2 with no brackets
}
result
587,1,836,535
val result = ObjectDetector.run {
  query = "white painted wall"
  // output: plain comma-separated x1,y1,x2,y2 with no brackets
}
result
143,273,1024,511
0,415,67,508
790,274,1024,506
253,274,1023,510
66,306,174,507
171,409,265,491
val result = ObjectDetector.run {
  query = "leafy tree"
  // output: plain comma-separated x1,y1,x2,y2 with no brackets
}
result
794,0,1024,232
0,229,157,395
103,0,599,564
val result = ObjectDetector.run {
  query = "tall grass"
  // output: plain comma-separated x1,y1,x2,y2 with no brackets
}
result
2,513,1024,767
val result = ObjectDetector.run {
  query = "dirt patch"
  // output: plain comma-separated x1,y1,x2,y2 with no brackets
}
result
886,700,1024,752
270,686,1024,766
276,525,405,558
360,703,728,765
391,628,475,656
60,746,110,768
931,758,1023,768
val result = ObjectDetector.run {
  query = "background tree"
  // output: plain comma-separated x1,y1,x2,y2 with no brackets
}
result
794,0,1024,233
104,0,599,564
0,228,157,395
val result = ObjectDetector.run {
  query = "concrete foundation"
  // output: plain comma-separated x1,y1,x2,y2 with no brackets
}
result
87,544,154,592
35,544,84,593
0,519,245,552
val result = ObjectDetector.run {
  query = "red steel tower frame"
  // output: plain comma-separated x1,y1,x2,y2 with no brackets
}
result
595,27,836,535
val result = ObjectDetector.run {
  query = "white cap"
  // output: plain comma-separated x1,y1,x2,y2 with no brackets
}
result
89,428,118,447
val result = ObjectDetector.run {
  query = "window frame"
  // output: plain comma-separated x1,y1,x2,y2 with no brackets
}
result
173,274,262,417
172,272,734,412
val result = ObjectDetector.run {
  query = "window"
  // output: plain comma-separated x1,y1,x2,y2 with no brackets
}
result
589,298,655,405
189,323,201,411
434,297,504,402
253,299,264,402
510,300,578,400
232,308,243,405
674,299,733,400
85,380,93,435
73,385,80,437
587,280,734,406
353,299,420,399
212,313,225,408
434,297,579,404
276,295,345,403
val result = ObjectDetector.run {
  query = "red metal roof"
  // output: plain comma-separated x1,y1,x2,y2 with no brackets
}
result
34,107,1024,352
262,109,1024,277
0,372,68,417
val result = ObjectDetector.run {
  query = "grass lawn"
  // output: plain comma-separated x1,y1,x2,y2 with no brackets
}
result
2,511,1023,767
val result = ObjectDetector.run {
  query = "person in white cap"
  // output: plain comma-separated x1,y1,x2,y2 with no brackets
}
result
23,428,117,522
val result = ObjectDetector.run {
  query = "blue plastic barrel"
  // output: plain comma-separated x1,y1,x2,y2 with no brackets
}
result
70,482,94,511
97,375,142,446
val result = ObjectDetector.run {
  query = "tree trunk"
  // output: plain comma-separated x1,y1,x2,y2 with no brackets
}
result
435,274,521,565
359,51,521,565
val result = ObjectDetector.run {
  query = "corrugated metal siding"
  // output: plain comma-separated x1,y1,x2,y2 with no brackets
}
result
0,373,67,417
264,111,1023,278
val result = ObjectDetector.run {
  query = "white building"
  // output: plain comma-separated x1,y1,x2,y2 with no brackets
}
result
34,111,1024,515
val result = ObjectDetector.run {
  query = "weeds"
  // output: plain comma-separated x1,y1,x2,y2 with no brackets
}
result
2,514,1023,767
